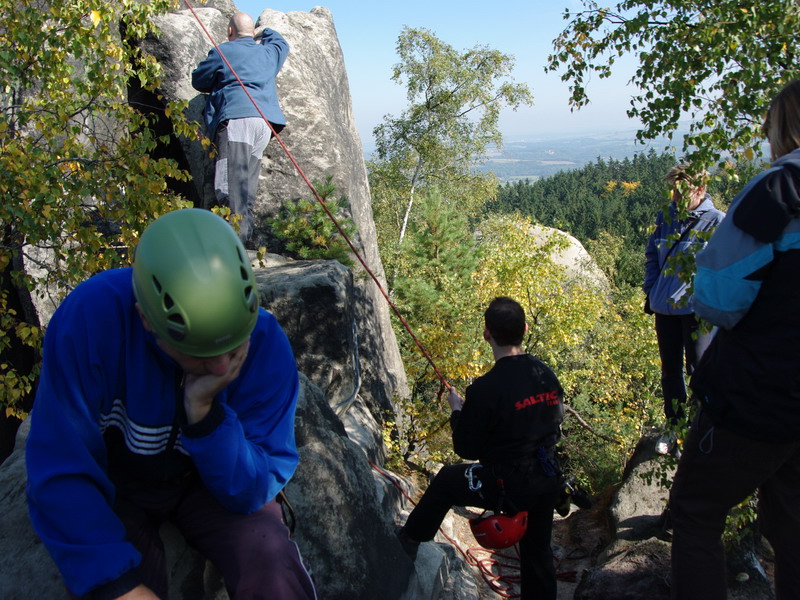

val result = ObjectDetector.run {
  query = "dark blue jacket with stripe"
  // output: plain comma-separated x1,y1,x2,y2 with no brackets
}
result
25,268,300,597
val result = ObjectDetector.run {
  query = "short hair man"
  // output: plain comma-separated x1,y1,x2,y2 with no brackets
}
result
26,209,316,599
398,297,564,600
192,13,289,245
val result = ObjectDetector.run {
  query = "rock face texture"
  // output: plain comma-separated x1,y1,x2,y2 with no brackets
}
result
142,5,407,419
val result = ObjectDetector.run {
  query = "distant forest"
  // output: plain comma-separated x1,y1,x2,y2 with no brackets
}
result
485,150,748,287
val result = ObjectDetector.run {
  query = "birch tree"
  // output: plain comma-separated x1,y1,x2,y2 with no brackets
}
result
370,27,532,245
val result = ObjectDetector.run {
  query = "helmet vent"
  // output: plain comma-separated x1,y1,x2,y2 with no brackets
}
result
240,266,249,281
163,293,175,310
244,286,256,312
166,314,186,341
152,276,162,294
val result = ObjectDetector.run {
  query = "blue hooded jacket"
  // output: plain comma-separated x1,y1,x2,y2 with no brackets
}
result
25,268,300,597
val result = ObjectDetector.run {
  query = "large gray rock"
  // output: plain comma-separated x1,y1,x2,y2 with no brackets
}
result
288,376,422,599
256,259,386,464
0,420,64,599
143,5,407,419
610,433,673,545
526,224,609,289
253,6,409,420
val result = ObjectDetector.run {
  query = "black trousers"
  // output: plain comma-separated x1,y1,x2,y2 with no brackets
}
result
670,411,800,600
654,313,713,424
403,462,561,600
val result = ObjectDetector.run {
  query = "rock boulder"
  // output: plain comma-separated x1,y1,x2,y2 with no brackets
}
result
142,4,407,419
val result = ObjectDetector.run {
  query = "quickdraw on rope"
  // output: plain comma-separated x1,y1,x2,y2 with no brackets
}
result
182,0,450,390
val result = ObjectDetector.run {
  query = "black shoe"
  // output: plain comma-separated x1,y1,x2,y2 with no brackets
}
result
396,526,420,560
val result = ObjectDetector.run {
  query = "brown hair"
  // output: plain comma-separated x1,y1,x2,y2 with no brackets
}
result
764,79,800,160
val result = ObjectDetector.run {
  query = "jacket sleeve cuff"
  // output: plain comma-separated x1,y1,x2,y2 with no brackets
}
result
86,568,142,600
449,410,461,430
180,399,226,439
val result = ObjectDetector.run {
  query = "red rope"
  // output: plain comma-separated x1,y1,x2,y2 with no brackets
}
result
182,0,450,388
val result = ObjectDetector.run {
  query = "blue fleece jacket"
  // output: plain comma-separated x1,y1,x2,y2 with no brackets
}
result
644,195,725,315
25,268,300,598
192,29,289,138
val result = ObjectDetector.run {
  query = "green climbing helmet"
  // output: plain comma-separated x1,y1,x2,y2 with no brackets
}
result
132,208,259,357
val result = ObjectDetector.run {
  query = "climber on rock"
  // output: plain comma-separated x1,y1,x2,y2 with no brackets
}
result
192,12,289,247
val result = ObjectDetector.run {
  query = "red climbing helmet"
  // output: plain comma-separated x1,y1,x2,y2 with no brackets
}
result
469,511,529,549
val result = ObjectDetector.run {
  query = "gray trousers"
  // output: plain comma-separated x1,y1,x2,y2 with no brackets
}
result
670,411,800,600
213,117,273,245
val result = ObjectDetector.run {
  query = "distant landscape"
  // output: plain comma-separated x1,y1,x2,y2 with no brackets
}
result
473,129,684,183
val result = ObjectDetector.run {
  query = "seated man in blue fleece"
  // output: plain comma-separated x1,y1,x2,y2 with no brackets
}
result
26,209,316,600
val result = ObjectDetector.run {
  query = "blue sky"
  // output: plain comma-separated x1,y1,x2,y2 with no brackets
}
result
233,1,640,148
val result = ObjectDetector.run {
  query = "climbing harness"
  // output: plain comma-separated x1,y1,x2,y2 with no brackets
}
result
469,477,529,550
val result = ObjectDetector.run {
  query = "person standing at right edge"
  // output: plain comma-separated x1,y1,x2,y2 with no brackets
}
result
643,164,724,453
669,79,800,600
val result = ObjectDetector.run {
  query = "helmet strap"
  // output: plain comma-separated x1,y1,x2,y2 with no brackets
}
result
494,477,521,515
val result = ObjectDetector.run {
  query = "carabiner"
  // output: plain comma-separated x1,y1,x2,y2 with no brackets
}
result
465,463,483,492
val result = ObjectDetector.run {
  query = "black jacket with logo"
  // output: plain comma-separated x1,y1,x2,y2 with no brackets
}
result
451,354,564,464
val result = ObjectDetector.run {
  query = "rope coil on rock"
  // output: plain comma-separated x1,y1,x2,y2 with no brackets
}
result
182,0,450,390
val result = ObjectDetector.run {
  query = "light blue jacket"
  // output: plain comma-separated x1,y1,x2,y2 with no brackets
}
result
192,30,289,138
694,149,800,327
